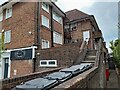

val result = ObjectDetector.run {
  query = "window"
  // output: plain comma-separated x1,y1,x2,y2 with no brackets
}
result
65,24,70,29
41,61,47,65
6,7,12,19
40,60,57,67
70,23,77,31
4,30,11,43
49,61,55,65
0,13,3,22
53,31,63,44
42,2,49,13
40,60,47,67
65,24,70,32
42,39,49,49
53,12,62,24
42,15,49,28
83,31,89,42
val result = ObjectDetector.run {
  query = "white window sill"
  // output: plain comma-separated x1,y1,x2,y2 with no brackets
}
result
42,8,49,13
5,16,12,20
39,65,57,68
53,19,62,25
4,41,11,44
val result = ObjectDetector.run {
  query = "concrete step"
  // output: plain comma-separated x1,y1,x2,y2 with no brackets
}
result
85,56,96,60
84,59,95,61
87,50,97,52
86,55,96,58
81,61,95,63
87,50,97,55
86,52,96,56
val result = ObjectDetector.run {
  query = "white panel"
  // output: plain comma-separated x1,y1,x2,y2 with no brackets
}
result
83,31,89,42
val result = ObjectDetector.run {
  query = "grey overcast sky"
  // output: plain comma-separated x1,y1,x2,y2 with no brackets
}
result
0,0,119,52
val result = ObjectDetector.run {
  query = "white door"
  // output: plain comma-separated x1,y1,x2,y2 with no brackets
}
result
0,52,10,79
83,31,90,42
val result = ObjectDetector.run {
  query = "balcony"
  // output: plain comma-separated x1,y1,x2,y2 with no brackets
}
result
94,30,102,39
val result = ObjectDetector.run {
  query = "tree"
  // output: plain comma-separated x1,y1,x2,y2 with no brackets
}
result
0,31,5,60
110,40,115,51
110,39,120,68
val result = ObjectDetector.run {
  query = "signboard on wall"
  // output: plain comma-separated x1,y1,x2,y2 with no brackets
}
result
10,49,33,60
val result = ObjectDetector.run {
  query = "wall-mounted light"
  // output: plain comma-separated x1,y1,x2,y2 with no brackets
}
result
37,53,40,55
28,31,32,35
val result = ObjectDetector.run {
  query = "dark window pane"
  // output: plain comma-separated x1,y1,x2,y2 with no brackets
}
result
49,61,55,65
41,61,47,65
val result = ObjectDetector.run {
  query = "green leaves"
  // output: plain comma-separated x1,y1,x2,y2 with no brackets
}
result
110,40,115,50
110,39,120,68
0,31,5,59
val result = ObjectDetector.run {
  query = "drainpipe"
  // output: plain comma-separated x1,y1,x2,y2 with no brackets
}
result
33,1,41,73
50,5,54,47
37,0,41,48
63,18,65,44
33,58,36,73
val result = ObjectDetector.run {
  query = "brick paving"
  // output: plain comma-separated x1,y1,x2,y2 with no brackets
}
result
107,70,120,88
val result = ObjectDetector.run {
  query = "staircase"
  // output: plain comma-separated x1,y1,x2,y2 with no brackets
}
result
82,50,97,63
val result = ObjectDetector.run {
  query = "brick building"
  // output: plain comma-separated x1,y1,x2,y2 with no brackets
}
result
35,9,105,73
64,9,102,49
0,1,65,79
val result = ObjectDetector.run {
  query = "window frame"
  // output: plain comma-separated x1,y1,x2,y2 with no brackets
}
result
42,39,50,49
53,11,62,24
42,2,49,13
6,6,12,19
40,60,57,67
53,31,63,44
70,23,77,31
42,15,49,28
40,60,48,67
4,30,11,44
0,13,3,22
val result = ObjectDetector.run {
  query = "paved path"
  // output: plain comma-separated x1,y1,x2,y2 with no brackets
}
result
107,70,120,88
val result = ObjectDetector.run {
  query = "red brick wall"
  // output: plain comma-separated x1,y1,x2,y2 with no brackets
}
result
1,2,64,50
36,43,81,72
40,4,51,48
53,19,64,45
10,60,33,78
65,20,92,41
2,2,36,49
79,20,92,31
65,20,95,49
53,20,64,34
1,2,65,78
38,3,64,48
